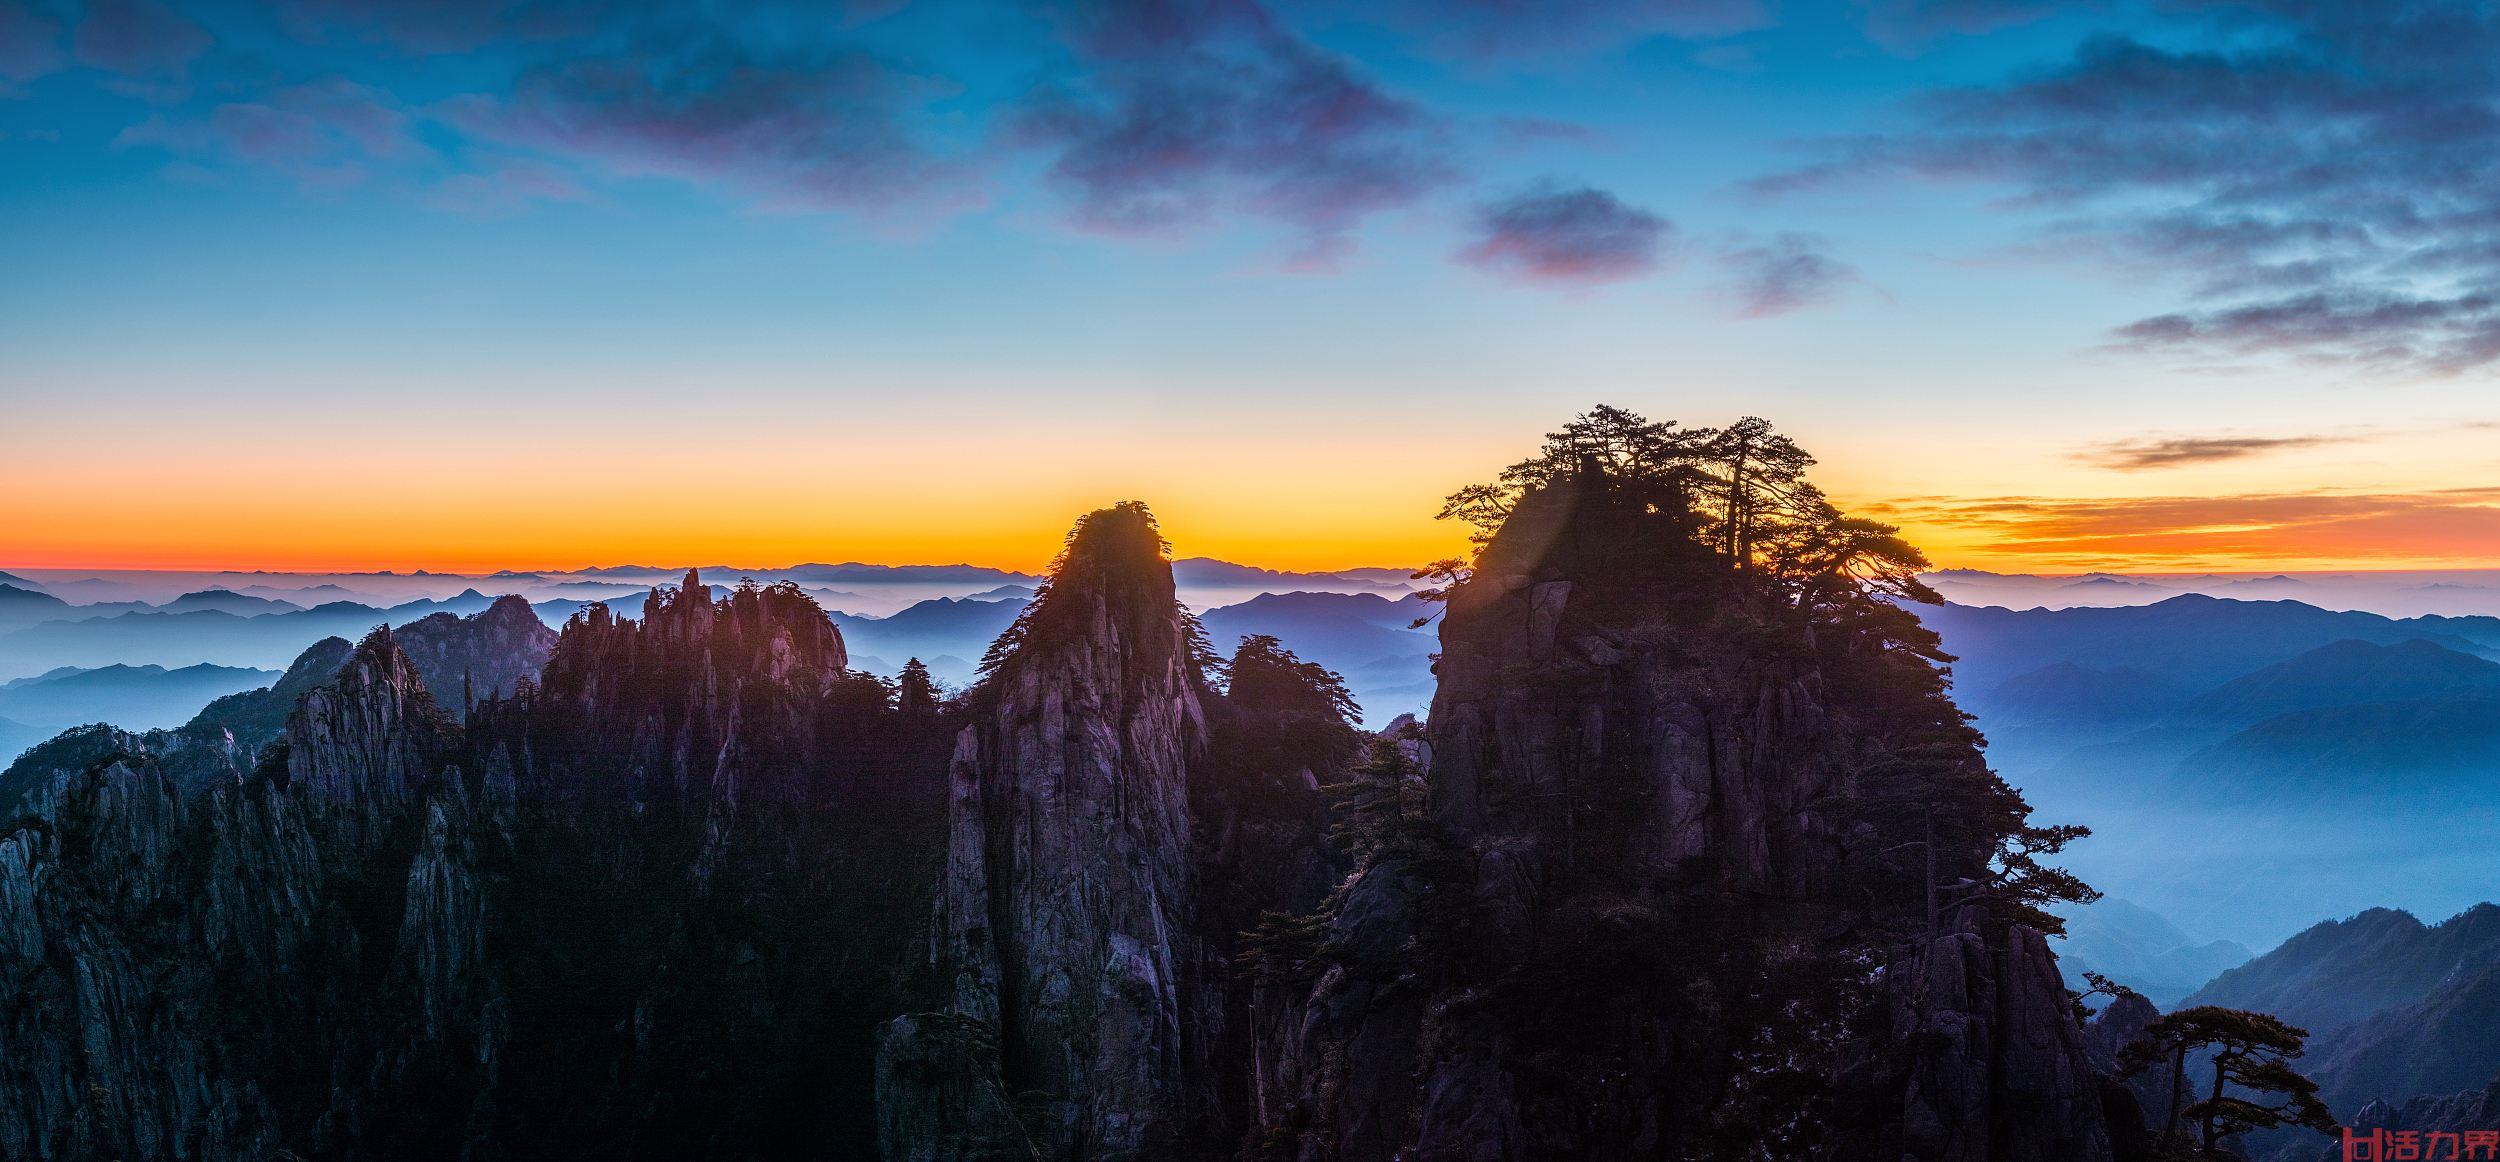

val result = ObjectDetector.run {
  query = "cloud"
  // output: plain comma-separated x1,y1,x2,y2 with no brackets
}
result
1715,232,1852,316
2076,433,2355,471
1357,0,1772,61
1759,1,2500,374
1855,0,2082,51
116,78,433,189
456,27,977,217
1015,1,1453,267
1456,182,1670,284
0,0,67,93
274,0,623,54
423,155,587,215
2110,292,2500,370
72,0,209,77
1488,114,1602,147
112,77,602,213
1871,486,2500,567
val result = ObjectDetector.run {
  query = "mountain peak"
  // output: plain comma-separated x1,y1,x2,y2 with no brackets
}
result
976,502,1193,690
1059,501,1168,577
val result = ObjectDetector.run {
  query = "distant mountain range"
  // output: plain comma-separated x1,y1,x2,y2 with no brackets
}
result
1921,567,2500,618
2053,897,2252,1008
0,662,278,733
1916,595,2500,947
2188,905,2500,1128
17,569,2500,947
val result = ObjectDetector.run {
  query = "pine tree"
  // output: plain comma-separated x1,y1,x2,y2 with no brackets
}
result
2118,1006,2338,1157
895,658,941,717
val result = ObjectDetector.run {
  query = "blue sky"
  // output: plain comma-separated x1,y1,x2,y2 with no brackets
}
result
6,0,2500,572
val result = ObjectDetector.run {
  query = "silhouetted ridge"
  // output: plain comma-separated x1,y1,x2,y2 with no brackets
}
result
0,409,2148,1162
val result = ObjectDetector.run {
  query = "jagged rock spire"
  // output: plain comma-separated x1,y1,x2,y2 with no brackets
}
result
888,501,1211,1158
283,627,457,854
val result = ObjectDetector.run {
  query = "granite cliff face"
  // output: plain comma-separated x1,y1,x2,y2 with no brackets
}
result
880,505,1353,1160
0,628,453,1160
1243,466,2115,1160
394,593,559,713
0,574,954,1159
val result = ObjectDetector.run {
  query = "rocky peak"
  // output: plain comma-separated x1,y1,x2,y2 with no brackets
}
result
393,593,558,715
641,567,715,639
979,500,1201,706
1245,455,2114,1160
886,501,1212,1158
283,628,456,836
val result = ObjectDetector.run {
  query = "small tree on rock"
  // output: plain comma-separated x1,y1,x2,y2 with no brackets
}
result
895,658,941,717
2118,1005,2337,1158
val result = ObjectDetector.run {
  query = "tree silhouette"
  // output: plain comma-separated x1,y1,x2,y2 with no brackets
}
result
1851,740,2096,937
895,658,941,717
1696,415,1816,570
2118,1006,2338,1158
1431,405,1937,612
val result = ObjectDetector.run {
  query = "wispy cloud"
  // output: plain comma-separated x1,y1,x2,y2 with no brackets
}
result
1455,181,1670,285
1871,487,2500,568
1013,0,1454,268
0,0,69,93
1714,232,1853,316
2076,433,2355,471
115,78,434,191
1759,1,2500,374
1364,0,1772,62
456,27,977,218
72,0,208,78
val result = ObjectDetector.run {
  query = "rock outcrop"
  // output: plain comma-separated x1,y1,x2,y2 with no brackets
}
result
889,503,1216,1158
393,593,559,714
0,573,955,1159
1247,463,2116,1160
1894,916,2118,1161
877,509,1358,1161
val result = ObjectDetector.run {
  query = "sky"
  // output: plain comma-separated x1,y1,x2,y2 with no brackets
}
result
5,0,2500,574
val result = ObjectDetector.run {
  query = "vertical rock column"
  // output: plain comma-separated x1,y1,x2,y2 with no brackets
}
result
886,503,1210,1160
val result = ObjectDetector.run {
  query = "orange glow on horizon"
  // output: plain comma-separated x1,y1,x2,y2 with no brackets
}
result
9,395,2497,578
13,485,2500,578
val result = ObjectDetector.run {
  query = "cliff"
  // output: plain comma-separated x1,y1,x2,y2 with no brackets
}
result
1246,463,2115,1159
0,574,955,1159
886,503,1215,1158
393,593,559,713
880,506,1357,1160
